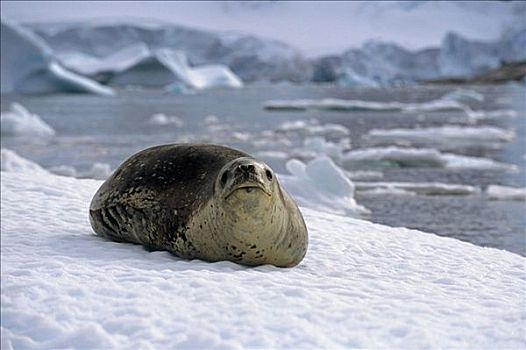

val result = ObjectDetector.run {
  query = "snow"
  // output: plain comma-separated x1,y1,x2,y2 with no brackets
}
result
365,126,515,149
0,21,114,95
2,154,525,349
486,185,526,201
264,97,465,113
343,146,517,171
355,181,480,196
1,103,56,138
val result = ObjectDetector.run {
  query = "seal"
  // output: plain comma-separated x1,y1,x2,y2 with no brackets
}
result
89,144,308,267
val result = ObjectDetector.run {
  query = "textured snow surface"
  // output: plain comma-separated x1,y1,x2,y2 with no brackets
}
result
1,103,56,138
2,168,525,349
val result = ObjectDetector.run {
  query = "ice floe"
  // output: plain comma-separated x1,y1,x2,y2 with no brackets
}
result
276,119,350,138
264,97,465,113
2,156,525,349
355,181,480,196
343,146,517,171
365,126,515,148
148,113,184,127
1,103,56,138
486,185,526,201
278,157,370,216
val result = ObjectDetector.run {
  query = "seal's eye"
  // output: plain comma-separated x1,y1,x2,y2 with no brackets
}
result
220,171,229,186
265,169,273,181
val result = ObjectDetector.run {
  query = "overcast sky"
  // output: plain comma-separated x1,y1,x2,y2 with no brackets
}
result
0,1,516,56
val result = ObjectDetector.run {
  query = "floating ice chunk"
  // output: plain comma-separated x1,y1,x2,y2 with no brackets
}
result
346,170,384,180
1,103,56,138
466,109,518,120
203,115,220,125
264,97,466,113
1,149,48,174
441,89,485,102
148,113,184,127
343,147,446,168
343,146,517,171
277,119,350,138
278,156,369,216
442,154,518,171
355,181,480,196
359,187,416,196
365,126,515,148
486,185,526,201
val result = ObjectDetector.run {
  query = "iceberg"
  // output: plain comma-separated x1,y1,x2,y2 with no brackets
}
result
0,21,114,95
1,153,525,349
1,103,56,137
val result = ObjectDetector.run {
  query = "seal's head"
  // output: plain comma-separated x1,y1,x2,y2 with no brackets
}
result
215,157,276,212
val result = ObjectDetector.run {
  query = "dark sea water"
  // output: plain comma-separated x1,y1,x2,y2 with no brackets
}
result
1,83,525,255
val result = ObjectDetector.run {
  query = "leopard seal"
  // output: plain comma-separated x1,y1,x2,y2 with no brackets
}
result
89,144,308,267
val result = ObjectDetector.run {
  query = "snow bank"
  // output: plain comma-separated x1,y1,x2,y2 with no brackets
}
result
1,21,114,95
343,146,517,171
365,126,515,148
264,97,465,113
486,185,526,201
1,103,56,138
355,181,479,196
2,163,525,349
278,157,369,216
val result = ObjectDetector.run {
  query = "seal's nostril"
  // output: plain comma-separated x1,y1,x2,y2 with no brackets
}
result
238,164,255,174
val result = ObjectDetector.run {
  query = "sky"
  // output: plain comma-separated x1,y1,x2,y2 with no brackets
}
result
0,1,517,56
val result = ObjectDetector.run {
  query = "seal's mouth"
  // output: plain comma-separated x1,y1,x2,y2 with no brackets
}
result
224,183,271,200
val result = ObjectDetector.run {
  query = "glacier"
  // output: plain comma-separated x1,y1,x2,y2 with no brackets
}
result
0,21,114,95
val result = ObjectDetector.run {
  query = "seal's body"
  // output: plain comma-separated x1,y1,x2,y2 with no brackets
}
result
89,144,308,267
